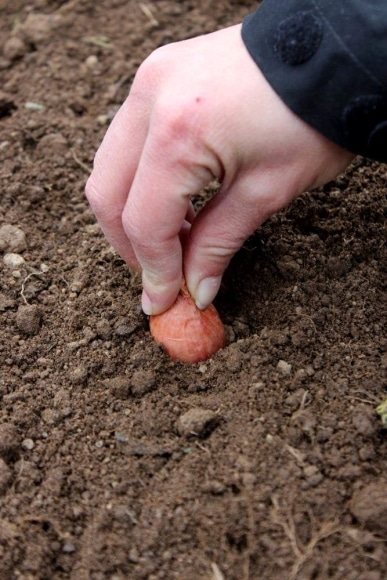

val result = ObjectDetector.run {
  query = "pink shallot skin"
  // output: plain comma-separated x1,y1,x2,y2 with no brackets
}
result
149,282,226,364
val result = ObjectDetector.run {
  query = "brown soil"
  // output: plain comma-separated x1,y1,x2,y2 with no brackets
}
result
0,1,386,579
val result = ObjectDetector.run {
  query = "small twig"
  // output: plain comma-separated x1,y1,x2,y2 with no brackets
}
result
298,389,309,410
196,442,211,455
83,35,112,49
348,390,380,405
211,562,225,580
139,2,159,26
71,149,91,174
20,272,46,305
347,396,375,405
285,444,306,468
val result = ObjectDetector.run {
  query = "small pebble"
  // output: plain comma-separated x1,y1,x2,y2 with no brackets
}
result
352,406,377,437
35,132,67,157
277,359,292,377
177,408,220,438
0,224,26,253
114,319,137,337
131,370,156,397
3,36,27,60
103,376,131,399
96,318,112,340
128,547,140,563
68,365,88,385
21,438,35,451
41,408,61,426
16,304,42,335
350,481,387,535
202,479,226,495
3,253,25,268
85,54,98,68
97,114,109,125
62,541,76,553
302,465,323,488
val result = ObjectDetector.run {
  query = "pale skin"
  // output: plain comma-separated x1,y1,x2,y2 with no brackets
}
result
86,24,354,315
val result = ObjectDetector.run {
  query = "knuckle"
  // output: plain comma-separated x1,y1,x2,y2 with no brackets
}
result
157,96,199,137
133,45,172,89
150,97,206,162
84,176,99,207
122,207,147,247
133,49,209,152
194,238,235,268
85,176,108,218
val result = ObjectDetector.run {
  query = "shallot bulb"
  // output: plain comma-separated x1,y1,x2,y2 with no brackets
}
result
149,282,226,363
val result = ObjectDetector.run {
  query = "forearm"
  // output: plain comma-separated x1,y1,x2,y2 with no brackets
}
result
242,0,387,162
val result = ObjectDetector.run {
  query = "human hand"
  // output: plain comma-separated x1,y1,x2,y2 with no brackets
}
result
86,24,354,315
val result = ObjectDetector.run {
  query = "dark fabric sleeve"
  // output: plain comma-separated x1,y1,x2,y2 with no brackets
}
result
241,0,387,163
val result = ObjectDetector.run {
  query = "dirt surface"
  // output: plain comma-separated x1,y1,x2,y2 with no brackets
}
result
0,1,386,579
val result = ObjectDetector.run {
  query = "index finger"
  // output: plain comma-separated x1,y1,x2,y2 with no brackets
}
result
122,99,220,314
85,90,151,268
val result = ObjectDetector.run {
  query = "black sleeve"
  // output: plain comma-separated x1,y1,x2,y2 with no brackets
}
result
241,0,387,163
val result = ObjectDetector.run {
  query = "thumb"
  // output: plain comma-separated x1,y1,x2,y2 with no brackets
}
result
184,172,297,309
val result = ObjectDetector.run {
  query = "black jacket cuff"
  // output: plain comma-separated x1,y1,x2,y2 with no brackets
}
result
242,0,387,163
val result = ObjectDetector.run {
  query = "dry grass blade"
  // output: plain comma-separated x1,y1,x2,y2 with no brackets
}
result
139,2,159,26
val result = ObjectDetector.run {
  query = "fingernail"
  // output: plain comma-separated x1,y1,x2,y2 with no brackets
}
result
141,289,153,315
194,276,221,310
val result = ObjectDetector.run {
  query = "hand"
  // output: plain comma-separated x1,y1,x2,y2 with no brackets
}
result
86,24,354,314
